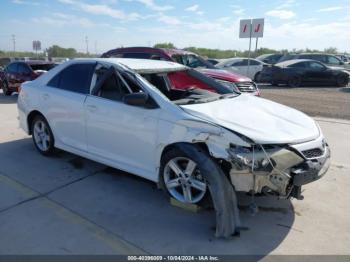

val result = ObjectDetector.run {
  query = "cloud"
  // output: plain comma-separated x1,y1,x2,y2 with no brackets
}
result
185,4,199,12
12,0,40,5
32,13,97,27
58,0,140,20
185,4,204,15
276,0,297,9
133,0,173,11
317,6,342,12
157,14,181,25
265,9,296,19
230,4,245,16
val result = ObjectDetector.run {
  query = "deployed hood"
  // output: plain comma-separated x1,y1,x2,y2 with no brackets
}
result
181,95,320,144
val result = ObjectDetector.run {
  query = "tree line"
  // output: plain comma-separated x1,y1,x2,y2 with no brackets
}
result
0,43,346,59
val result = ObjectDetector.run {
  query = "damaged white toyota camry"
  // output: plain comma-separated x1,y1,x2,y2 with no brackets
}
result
18,58,330,237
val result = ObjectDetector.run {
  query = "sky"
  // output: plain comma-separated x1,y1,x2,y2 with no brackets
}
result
1,0,350,53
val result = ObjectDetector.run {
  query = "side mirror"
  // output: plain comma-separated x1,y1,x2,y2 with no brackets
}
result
123,92,149,107
340,61,344,65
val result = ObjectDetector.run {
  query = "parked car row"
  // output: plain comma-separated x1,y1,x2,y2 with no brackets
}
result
0,60,56,95
101,47,260,95
259,59,350,87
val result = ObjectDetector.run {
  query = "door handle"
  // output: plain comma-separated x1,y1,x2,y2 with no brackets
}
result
42,94,50,100
86,105,98,112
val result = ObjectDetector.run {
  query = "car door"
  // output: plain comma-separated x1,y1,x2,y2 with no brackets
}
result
17,63,34,87
84,65,160,180
305,61,332,83
40,62,96,152
226,60,245,75
5,63,18,90
247,59,261,79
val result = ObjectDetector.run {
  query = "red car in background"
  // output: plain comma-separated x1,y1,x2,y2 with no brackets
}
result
0,60,55,95
101,47,260,96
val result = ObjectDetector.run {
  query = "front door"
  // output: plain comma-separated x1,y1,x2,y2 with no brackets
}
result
85,67,160,180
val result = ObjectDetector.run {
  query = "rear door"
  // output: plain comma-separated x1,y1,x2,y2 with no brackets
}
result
40,62,96,151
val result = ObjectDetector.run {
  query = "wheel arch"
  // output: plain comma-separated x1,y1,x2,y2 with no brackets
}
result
27,110,46,135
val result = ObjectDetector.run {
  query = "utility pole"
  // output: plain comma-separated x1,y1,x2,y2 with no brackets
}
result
11,34,16,54
85,36,89,55
94,41,97,55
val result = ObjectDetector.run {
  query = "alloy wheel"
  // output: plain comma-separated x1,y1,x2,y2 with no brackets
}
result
33,120,51,152
163,157,207,204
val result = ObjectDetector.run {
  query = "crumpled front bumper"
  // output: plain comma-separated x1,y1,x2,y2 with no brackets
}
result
292,144,331,186
227,137,331,198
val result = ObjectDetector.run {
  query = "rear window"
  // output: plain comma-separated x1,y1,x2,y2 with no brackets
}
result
48,63,96,94
122,53,153,59
30,64,55,71
167,71,214,92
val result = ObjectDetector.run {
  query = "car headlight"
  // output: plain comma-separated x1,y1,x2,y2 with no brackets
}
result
214,79,240,93
227,144,276,175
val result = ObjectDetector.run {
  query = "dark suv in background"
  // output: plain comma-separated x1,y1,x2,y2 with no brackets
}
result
101,47,260,95
0,61,55,95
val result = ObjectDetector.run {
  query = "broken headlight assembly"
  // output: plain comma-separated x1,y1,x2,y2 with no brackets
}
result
227,144,276,175
227,143,305,196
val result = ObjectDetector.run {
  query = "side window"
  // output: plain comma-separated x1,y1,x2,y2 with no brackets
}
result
18,63,31,74
92,66,142,102
308,62,325,70
289,62,305,68
6,63,18,73
327,56,341,65
231,60,243,66
47,63,96,94
249,59,260,66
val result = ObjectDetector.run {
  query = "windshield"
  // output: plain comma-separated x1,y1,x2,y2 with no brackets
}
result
140,68,237,105
172,54,215,69
30,64,56,71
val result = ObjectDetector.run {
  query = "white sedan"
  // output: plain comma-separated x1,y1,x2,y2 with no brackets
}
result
216,58,267,81
18,58,330,237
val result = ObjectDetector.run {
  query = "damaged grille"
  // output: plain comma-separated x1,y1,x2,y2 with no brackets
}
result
302,148,324,159
235,82,256,92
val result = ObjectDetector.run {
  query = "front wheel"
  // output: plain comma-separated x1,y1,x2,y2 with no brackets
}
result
31,115,55,156
160,148,208,204
336,75,349,87
254,72,261,82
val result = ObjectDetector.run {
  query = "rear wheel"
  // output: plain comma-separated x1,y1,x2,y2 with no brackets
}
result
31,115,55,156
2,81,12,96
287,75,302,87
336,75,349,87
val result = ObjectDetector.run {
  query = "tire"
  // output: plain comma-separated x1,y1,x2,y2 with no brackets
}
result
336,75,349,87
2,81,12,96
31,115,55,156
254,72,261,82
160,146,210,205
287,75,302,87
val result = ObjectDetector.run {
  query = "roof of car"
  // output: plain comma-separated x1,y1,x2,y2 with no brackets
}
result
78,58,188,74
102,46,196,58
276,59,315,66
10,60,54,65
